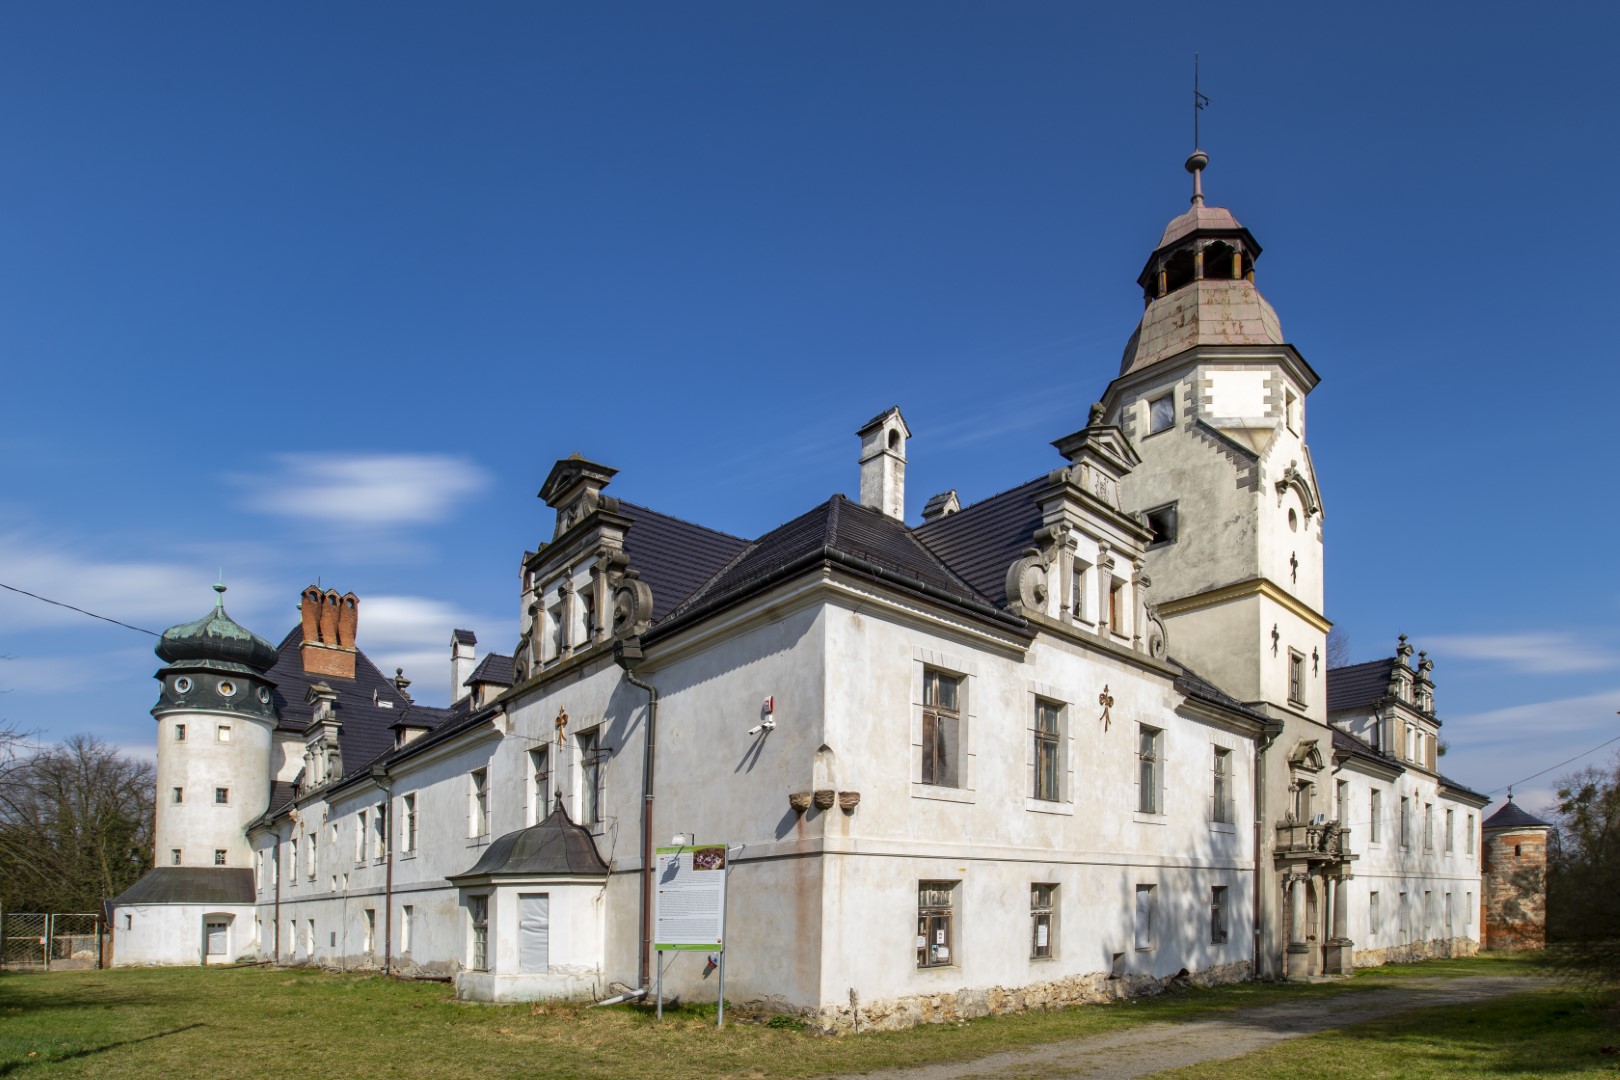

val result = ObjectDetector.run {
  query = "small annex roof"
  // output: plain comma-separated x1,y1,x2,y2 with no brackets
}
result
1327,658,1397,713
1483,798,1552,831
464,652,514,688
451,628,478,646
451,799,609,880
111,867,255,906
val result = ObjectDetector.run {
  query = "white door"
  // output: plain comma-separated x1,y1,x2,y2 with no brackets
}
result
519,893,549,973
205,920,229,957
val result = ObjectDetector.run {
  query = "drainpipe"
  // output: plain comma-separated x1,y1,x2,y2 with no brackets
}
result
1253,722,1280,980
273,834,282,964
372,765,394,976
614,636,656,991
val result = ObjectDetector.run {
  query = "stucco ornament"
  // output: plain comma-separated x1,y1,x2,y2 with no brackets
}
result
1143,602,1169,660
610,572,654,639
1005,547,1049,611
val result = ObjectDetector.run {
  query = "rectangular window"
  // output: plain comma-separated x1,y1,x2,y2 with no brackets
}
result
1370,790,1383,843
1134,884,1156,950
1400,796,1410,849
470,769,491,838
1285,388,1299,434
357,809,369,863
364,908,376,953
214,849,226,866
175,723,186,741
469,896,489,971
402,793,418,855
921,668,961,788
1030,884,1056,959
1148,392,1175,434
1107,580,1123,632
372,805,387,862
401,905,414,953
1466,814,1475,855
1445,808,1455,853
530,747,550,823
172,786,183,804
1070,563,1087,620
171,848,182,865
306,920,315,956
1144,503,1177,547
1288,651,1306,706
1465,892,1473,926
1399,891,1408,939
291,835,299,881
577,732,602,824
215,787,230,805
1033,700,1062,802
1336,780,1349,822
1210,885,1229,944
1424,803,1434,852
217,724,232,742
1424,890,1433,936
256,849,265,890
1369,891,1381,936
306,830,316,879
1445,892,1453,936
1137,726,1161,814
1211,747,1232,824
917,881,955,968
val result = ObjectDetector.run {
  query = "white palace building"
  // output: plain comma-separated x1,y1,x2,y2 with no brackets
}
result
111,151,1491,1029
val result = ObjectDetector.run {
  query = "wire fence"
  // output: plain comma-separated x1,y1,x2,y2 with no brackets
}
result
0,913,105,970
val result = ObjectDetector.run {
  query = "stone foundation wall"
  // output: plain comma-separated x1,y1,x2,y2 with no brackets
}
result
1351,936,1476,968
803,961,1253,1034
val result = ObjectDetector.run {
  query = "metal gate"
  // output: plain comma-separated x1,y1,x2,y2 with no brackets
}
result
0,913,104,970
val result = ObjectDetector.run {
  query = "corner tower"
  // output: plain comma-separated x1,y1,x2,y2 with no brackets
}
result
1101,151,1328,723
150,583,279,872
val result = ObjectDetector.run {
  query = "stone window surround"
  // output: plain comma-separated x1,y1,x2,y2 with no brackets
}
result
911,647,977,803
1026,681,1073,815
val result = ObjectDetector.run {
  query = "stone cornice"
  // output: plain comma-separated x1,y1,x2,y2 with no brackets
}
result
1154,576,1332,633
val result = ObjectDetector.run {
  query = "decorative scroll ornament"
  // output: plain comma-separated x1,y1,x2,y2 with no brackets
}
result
1143,603,1169,660
1004,547,1049,611
610,571,654,640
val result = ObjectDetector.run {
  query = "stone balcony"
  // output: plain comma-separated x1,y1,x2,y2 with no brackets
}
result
1275,820,1351,858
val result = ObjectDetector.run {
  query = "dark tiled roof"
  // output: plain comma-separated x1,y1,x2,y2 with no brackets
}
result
663,495,1005,632
451,801,609,880
263,628,414,782
1483,799,1551,830
1326,658,1395,712
395,703,455,728
1171,659,1272,724
913,478,1045,607
1331,726,1392,767
465,652,514,688
452,628,477,645
112,867,254,906
1439,774,1492,804
619,501,750,624
267,780,298,818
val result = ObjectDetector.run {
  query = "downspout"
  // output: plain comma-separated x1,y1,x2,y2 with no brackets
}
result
273,834,282,964
614,636,655,991
1253,722,1280,980
372,765,394,976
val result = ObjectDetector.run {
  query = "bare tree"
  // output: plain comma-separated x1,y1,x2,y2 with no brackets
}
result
1325,627,1352,669
0,735,154,912
1546,753,1620,983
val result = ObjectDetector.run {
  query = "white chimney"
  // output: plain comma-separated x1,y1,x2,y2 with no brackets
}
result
451,629,477,703
857,406,910,522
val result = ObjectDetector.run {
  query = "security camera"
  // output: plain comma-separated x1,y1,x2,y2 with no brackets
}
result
747,718,776,736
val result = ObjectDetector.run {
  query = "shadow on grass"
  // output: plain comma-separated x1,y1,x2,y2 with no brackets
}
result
0,1023,204,1077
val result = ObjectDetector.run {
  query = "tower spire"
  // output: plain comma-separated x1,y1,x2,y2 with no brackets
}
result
1189,54,1210,206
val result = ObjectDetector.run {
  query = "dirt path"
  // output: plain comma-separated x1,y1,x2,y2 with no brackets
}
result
827,976,1548,1080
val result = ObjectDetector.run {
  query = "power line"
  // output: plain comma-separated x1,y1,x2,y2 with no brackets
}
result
1492,730,1620,797
0,582,159,637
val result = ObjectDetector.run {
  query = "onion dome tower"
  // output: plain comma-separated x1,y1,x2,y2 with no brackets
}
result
150,582,279,874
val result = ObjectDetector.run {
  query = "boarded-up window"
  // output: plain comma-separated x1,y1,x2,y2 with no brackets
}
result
1030,884,1055,959
1134,885,1155,950
205,920,228,956
519,893,550,974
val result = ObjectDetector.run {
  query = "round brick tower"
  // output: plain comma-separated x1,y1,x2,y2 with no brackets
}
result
1480,797,1552,950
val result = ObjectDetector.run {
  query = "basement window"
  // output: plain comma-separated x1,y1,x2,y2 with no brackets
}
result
1144,503,1178,547
917,881,956,968
1030,884,1056,959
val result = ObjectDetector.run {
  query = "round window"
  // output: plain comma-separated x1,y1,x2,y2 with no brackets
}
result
174,676,193,694
258,687,271,704
1287,508,1299,532
217,680,237,698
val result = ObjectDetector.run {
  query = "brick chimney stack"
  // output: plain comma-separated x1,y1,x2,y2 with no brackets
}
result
299,586,359,679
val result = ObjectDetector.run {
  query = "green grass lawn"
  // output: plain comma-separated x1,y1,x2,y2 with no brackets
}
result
0,953,1596,1079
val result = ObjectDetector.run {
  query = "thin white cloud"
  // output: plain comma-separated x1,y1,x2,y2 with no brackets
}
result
1448,686,1620,743
354,595,505,707
242,453,491,529
1421,632,1616,674
0,533,275,633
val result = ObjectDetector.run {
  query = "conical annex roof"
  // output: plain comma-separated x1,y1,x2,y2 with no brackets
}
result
156,583,279,673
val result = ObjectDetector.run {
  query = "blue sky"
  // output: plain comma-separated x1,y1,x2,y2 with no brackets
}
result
2,3,1616,816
